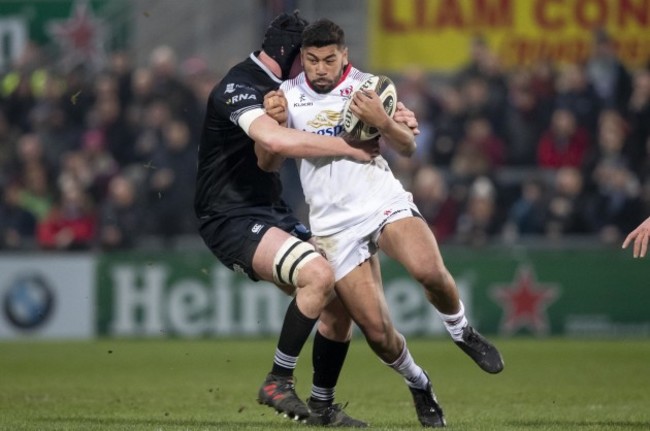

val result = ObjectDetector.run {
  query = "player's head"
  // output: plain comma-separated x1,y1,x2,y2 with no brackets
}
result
262,10,309,80
300,18,348,94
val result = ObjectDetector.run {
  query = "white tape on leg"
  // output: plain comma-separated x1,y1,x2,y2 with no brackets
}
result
272,237,320,286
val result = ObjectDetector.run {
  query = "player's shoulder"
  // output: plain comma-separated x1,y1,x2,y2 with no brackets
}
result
346,66,373,85
211,58,273,104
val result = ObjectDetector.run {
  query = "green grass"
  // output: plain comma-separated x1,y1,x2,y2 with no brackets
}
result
1,338,649,430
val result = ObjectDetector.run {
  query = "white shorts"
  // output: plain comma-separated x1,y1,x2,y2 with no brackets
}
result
314,193,420,281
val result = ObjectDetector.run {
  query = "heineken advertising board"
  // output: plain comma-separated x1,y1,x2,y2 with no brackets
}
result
94,249,650,338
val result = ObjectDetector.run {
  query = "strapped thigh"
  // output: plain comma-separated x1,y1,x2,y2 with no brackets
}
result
273,236,320,287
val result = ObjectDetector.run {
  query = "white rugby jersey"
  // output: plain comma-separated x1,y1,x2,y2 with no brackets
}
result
280,65,409,236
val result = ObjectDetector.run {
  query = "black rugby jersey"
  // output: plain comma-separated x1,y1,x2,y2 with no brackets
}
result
194,52,287,218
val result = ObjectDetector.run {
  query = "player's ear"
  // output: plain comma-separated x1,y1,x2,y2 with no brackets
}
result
342,47,349,63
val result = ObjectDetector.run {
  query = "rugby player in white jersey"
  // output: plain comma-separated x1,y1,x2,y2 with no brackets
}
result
260,18,504,428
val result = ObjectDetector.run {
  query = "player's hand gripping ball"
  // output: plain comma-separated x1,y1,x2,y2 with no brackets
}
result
342,75,397,140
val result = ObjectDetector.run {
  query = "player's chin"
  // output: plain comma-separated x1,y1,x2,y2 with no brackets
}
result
312,82,334,94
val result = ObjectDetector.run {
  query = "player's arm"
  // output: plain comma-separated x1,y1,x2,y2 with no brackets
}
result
255,90,287,172
349,90,416,157
393,102,420,136
622,215,650,258
243,109,378,162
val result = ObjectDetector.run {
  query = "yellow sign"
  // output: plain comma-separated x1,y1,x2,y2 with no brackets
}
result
369,0,650,72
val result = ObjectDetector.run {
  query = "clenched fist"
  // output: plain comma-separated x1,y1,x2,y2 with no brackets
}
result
264,90,288,126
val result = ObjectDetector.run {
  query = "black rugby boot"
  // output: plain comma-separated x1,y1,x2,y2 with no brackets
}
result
455,325,504,374
409,372,446,428
257,373,309,421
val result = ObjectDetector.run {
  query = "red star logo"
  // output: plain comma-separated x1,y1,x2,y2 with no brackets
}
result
490,266,560,336
47,1,106,70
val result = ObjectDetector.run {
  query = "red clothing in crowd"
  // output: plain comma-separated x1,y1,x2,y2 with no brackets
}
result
537,127,590,168
37,208,96,249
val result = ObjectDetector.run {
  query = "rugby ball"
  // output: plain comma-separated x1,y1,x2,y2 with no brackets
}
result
342,75,397,140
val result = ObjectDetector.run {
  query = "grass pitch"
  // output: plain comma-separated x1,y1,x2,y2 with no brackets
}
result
1,338,649,430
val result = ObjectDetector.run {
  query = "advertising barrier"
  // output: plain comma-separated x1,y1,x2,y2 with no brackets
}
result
0,254,95,339
1,248,647,339
95,248,650,338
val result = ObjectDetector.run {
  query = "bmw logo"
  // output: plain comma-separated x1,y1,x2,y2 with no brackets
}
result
2,274,55,330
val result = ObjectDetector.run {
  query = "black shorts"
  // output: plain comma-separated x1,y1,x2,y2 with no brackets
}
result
198,207,311,281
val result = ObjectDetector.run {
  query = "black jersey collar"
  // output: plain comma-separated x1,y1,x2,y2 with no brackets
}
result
250,52,283,85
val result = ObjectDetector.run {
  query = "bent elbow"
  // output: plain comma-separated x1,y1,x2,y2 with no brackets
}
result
258,161,275,172
264,136,284,155
400,141,417,158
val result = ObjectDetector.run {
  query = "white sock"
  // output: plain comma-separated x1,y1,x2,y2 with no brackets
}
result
310,385,335,404
383,335,429,390
437,300,468,342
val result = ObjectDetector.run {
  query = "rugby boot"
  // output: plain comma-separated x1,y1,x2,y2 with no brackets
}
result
409,372,446,428
454,325,504,374
306,397,368,427
257,373,310,420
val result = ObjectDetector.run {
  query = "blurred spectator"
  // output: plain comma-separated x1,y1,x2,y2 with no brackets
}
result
586,29,632,114
530,60,556,102
583,109,633,191
455,176,500,247
37,179,96,250
107,51,134,108
537,108,591,169
554,63,600,135
133,98,172,164
585,160,644,245
97,174,143,250
627,67,650,177
125,67,155,130
180,55,217,119
0,107,21,178
460,76,504,137
148,45,201,136
503,69,544,166
5,134,55,219
502,176,548,240
529,60,556,127
2,71,37,132
451,115,505,180
57,129,119,202
87,94,135,166
15,163,53,223
411,166,459,243
456,35,492,84
145,118,198,242
431,84,466,166
0,184,37,249
545,167,591,238
37,102,83,169
60,65,94,129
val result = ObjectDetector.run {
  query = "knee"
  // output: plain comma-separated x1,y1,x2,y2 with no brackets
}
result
298,258,335,295
411,265,452,292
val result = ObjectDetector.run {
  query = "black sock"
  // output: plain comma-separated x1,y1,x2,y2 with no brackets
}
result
271,297,318,376
311,330,350,401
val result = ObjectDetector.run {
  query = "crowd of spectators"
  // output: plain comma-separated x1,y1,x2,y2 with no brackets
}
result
0,31,648,252
389,33,650,248
0,43,214,250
